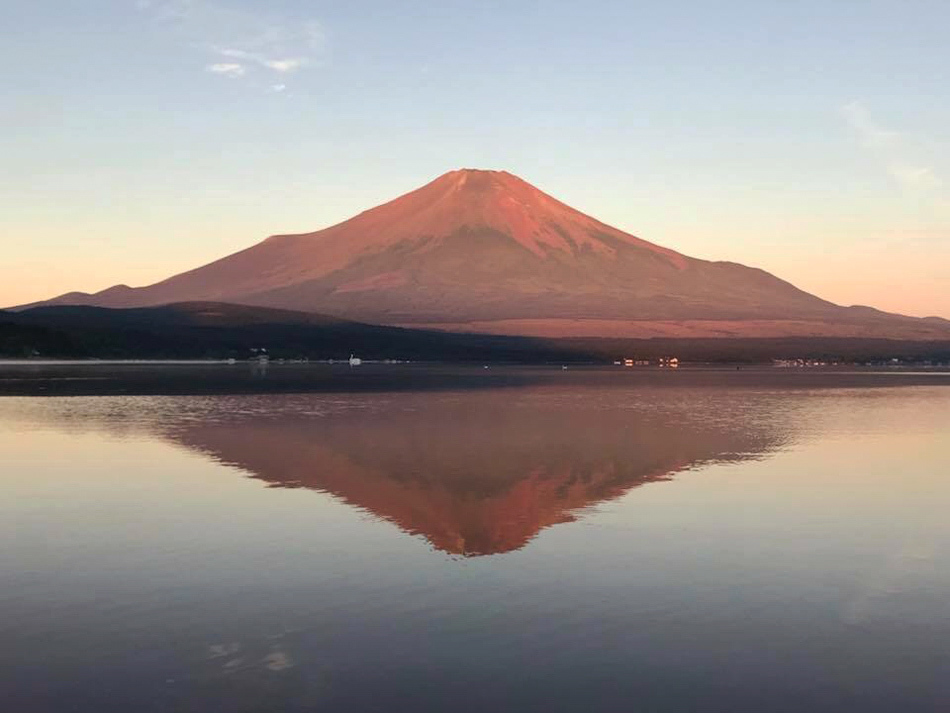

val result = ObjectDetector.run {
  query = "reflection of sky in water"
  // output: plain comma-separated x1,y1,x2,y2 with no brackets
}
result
1,380,949,712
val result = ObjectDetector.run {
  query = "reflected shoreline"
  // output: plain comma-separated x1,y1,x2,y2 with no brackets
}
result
1,362,948,397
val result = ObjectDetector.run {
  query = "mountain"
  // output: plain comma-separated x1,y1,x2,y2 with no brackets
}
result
16,169,950,340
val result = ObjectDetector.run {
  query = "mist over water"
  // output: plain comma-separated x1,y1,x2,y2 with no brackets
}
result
1,371,949,712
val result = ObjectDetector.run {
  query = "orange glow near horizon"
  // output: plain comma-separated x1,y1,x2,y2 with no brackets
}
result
4,218,947,318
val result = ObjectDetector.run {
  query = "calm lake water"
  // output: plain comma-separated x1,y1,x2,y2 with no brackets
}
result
2,367,949,712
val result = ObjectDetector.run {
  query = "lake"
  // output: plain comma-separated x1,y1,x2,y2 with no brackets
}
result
1,366,949,712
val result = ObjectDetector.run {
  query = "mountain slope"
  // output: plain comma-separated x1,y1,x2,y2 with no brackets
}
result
18,169,950,339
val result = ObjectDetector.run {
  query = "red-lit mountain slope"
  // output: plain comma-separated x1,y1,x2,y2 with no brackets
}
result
20,169,950,339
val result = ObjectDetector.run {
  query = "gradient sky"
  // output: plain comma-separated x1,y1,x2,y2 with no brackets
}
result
3,0,948,316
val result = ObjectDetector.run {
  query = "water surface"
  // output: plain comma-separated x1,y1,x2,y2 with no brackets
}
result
1,370,949,711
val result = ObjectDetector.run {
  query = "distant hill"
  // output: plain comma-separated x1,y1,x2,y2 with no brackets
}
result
0,302,575,362
16,169,950,341
2,302,948,364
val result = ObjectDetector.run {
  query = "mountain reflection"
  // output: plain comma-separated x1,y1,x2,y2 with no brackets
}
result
163,389,789,556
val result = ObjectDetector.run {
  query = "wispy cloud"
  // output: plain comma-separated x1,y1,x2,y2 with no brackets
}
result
889,165,942,192
841,101,899,149
842,101,943,194
138,1,324,88
266,59,304,73
216,48,306,73
206,62,245,77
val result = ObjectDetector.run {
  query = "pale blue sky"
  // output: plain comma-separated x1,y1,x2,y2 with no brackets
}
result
2,0,948,315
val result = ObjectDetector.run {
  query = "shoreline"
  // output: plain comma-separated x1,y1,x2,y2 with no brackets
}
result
2,363,948,398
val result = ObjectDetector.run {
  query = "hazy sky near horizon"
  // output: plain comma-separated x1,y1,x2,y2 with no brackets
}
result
2,0,949,316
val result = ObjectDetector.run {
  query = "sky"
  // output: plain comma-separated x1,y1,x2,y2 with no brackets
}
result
2,0,949,316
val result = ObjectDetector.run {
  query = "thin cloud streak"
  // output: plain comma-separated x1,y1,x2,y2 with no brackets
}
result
137,0,324,87
206,62,244,77
216,48,306,74
842,101,944,194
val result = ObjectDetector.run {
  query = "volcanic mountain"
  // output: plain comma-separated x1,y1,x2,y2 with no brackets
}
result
20,169,950,339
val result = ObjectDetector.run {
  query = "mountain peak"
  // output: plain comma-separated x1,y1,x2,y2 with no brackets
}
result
441,167,550,194
443,167,513,179
426,167,537,199
362,167,673,261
